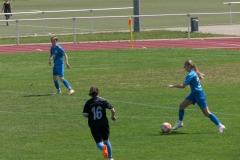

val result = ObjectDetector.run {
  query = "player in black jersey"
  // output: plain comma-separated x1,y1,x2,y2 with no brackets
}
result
1,0,12,26
83,86,116,160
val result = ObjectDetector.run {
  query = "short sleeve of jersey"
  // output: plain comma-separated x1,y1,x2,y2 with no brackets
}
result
104,99,113,110
56,45,66,56
183,70,203,92
50,45,65,55
183,71,194,85
83,101,91,114
50,46,53,55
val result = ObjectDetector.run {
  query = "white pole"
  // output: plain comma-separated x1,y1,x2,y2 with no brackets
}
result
73,18,76,43
187,14,190,39
229,4,232,25
90,10,93,33
42,11,45,35
16,20,19,45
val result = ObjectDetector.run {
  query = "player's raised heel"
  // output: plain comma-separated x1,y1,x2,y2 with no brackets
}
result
102,145,108,159
218,125,226,133
173,121,183,130
69,89,75,95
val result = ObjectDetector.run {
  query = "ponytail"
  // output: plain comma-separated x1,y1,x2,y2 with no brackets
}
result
186,60,205,79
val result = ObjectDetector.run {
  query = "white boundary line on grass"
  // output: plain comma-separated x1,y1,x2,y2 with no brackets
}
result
0,90,239,117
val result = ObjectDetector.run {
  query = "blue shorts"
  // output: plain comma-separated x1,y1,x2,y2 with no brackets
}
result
186,91,208,109
53,65,64,77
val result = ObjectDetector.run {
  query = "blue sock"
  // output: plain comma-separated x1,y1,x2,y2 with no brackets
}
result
62,79,71,89
208,113,220,125
179,109,184,121
96,142,104,150
105,140,113,158
54,80,60,90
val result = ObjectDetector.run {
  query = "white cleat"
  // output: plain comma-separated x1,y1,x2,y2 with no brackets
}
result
69,89,75,95
54,90,62,94
218,125,226,133
173,122,184,130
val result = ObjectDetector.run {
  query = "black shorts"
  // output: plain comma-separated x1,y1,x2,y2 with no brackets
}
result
4,10,12,17
90,126,110,143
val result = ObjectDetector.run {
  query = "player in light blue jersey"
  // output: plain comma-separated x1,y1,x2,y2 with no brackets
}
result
168,60,225,133
48,36,75,95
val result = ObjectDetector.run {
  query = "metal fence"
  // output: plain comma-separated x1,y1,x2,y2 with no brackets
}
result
0,7,134,39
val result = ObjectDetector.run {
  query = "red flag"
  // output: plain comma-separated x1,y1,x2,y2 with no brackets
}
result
128,19,132,26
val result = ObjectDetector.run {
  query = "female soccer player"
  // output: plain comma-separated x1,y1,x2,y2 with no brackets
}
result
83,86,116,160
168,60,226,133
1,0,12,26
49,36,75,95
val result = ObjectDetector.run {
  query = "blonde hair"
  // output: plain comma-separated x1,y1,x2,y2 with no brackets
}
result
185,60,204,79
51,36,58,41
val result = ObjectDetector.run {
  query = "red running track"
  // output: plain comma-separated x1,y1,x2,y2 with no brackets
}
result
0,38,240,54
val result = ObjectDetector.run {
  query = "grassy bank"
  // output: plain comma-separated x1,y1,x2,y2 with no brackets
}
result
0,30,231,45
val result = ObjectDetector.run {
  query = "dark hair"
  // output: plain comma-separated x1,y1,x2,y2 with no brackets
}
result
89,86,99,97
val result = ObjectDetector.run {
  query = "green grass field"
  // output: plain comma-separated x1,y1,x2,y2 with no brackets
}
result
1,48,240,160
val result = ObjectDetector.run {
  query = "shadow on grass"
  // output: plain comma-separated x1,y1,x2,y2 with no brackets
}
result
23,94,53,97
149,132,189,136
155,130,217,135
159,131,189,136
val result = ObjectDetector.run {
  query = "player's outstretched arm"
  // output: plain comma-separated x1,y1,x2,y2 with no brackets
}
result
48,55,53,66
64,54,71,69
111,108,116,121
168,84,186,89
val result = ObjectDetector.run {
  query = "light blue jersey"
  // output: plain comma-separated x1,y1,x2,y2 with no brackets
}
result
50,45,66,77
184,70,207,108
183,70,203,93
50,45,65,66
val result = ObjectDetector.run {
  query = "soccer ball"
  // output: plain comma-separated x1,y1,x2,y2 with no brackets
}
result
161,122,172,133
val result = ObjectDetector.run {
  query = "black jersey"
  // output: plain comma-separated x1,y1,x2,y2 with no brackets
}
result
4,2,11,13
83,96,113,128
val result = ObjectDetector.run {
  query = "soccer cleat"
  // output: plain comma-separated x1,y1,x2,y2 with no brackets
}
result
218,125,226,133
173,121,183,130
108,158,114,160
69,89,75,95
54,90,62,94
102,145,108,159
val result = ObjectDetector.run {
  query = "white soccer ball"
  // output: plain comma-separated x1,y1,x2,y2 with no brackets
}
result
161,122,172,133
